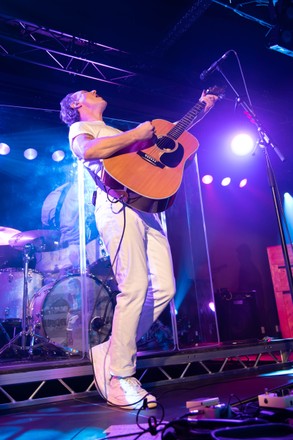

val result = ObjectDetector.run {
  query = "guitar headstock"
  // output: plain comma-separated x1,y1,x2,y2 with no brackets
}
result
204,85,225,100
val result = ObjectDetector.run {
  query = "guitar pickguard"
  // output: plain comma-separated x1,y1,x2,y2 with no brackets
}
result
160,141,184,168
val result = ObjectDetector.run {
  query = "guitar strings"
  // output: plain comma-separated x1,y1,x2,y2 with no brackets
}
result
142,101,205,158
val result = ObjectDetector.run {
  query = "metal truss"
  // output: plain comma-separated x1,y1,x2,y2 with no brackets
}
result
0,339,292,410
0,14,137,86
136,339,293,387
212,0,273,28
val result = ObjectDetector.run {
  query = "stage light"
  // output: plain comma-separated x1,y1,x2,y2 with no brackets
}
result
24,148,38,160
209,302,215,312
266,0,293,57
230,134,255,156
221,177,231,186
283,192,293,242
52,150,65,162
0,143,10,155
202,174,213,184
239,178,248,188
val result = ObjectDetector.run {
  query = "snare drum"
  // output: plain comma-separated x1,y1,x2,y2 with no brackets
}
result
30,273,115,352
0,268,43,320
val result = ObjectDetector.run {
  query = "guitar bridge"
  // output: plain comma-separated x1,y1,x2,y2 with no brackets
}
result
137,151,165,169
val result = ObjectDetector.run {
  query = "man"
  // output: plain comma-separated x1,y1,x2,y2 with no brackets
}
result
39,170,106,287
60,88,218,410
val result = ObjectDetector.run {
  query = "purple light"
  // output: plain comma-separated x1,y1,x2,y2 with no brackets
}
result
0,143,10,155
202,174,213,185
239,178,248,188
231,133,254,156
52,150,65,162
24,148,38,160
208,302,215,312
221,177,231,187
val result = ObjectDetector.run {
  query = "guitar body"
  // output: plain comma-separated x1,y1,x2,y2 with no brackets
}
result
103,119,199,201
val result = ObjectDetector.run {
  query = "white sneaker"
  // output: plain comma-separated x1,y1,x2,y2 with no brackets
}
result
107,376,157,410
90,340,111,400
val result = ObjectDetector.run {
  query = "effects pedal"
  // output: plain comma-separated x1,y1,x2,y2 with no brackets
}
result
186,397,231,419
258,390,293,409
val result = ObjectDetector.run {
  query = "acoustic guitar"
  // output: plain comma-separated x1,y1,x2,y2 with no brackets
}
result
102,86,224,213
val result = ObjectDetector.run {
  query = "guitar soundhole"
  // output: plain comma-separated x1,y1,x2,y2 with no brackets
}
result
160,142,184,168
157,136,176,151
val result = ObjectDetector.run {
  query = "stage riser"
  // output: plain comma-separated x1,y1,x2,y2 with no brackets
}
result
0,339,292,410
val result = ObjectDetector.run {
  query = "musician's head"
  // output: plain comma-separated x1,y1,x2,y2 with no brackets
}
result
60,90,107,126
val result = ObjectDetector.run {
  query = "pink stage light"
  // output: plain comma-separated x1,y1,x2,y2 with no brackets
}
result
239,178,248,188
202,174,213,184
221,177,231,186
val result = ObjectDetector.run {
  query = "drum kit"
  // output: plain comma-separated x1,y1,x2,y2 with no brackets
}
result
0,226,117,358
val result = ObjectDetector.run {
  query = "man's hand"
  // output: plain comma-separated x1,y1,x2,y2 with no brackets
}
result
133,121,155,141
199,90,219,112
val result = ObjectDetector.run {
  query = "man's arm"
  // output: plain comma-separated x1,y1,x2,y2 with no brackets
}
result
72,121,154,160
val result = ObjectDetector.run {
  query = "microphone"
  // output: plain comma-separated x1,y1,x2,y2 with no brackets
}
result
200,50,232,81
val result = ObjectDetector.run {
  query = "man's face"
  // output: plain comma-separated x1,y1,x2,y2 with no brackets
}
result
71,90,107,110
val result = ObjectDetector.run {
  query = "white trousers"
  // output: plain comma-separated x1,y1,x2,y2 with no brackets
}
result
95,190,176,377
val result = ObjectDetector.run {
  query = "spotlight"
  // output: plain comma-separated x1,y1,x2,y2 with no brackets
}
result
231,134,255,156
208,302,215,312
221,177,231,187
0,143,10,155
24,148,38,160
52,150,65,162
239,178,248,188
202,174,213,184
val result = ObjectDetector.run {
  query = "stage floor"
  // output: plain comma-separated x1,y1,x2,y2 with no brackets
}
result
0,366,293,439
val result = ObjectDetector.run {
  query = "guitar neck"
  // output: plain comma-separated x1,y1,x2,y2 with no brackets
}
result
168,101,206,140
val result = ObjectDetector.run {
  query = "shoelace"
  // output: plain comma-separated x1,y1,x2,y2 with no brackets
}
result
118,377,148,395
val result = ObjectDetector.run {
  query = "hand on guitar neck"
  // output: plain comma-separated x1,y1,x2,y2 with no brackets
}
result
200,88,220,108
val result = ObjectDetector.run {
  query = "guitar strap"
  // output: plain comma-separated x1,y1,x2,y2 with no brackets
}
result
85,166,130,206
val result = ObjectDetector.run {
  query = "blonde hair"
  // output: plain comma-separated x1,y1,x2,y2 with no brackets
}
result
60,92,81,126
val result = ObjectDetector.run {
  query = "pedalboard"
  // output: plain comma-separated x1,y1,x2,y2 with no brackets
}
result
258,391,293,409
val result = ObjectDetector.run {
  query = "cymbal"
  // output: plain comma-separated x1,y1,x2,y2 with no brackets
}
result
0,226,21,245
9,229,61,252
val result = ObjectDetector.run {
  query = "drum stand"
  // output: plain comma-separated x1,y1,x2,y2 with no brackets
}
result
0,244,69,357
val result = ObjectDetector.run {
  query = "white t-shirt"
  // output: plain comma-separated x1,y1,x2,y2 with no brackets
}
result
69,120,122,178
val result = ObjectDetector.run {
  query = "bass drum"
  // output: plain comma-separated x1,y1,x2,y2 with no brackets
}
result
30,273,116,353
0,268,43,320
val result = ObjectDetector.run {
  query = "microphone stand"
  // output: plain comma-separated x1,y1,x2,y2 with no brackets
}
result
216,66,293,303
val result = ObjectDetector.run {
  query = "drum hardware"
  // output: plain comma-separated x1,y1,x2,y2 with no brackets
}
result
0,230,71,357
0,321,11,345
0,228,117,356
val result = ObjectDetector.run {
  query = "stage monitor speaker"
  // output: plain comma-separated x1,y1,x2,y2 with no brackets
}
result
215,289,261,342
